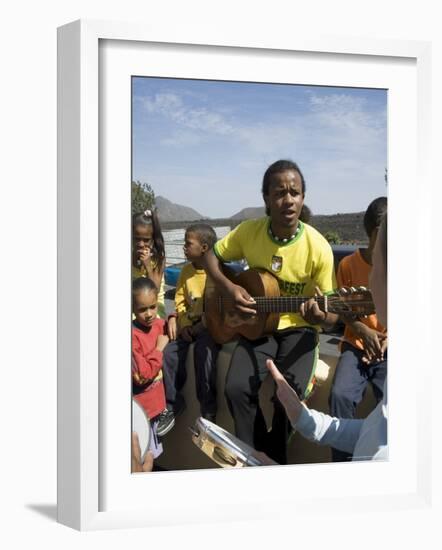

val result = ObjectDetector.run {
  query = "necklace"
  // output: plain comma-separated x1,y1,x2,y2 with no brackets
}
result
268,223,300,243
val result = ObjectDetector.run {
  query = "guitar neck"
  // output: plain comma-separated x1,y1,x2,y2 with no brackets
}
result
252,295,328,313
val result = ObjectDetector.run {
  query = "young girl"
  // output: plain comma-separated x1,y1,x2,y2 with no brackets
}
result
132,277,174,460
132,209,167,319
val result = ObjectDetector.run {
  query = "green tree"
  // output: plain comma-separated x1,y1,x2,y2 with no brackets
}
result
324,230,342,244
132,180,155,215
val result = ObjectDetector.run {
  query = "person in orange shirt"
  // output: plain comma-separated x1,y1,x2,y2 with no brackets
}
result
329,196,387,462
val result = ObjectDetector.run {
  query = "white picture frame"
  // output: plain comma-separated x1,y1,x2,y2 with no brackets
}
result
57,19,433,531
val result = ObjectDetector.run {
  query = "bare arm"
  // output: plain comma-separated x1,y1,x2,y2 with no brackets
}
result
147,257,165,291
200,248,232,290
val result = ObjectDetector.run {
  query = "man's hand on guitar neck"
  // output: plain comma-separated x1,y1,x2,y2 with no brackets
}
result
299,286,338,329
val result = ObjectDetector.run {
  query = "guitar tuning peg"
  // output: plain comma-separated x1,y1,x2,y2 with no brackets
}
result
338,287,348,295
349,286,357,293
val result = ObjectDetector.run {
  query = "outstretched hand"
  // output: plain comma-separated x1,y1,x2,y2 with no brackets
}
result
266,359,303,426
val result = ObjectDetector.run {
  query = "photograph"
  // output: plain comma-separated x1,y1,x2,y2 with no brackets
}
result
130,76,389,473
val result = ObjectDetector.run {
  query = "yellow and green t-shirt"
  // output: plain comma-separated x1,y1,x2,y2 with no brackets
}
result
214,218,336,331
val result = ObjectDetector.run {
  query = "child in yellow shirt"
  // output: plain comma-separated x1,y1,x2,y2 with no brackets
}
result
162,224,220,423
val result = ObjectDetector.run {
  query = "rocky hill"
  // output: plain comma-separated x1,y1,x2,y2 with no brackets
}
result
230,206,265,219
155,196,206,222
310,212,366,243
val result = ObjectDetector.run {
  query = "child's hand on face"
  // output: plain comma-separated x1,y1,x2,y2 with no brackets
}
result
156,334,169,352
137,246,152,269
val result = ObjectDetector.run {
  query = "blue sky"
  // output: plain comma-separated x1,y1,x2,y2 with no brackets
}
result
132,77,387,217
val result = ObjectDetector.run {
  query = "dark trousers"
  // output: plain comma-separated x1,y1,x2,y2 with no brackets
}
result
329,342,387,462
162,328,220,417
224,327,318,465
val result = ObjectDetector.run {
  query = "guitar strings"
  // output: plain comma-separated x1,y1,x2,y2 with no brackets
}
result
216,295,373,313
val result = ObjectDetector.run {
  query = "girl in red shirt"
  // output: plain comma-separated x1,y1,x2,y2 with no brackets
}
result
132,277,176,459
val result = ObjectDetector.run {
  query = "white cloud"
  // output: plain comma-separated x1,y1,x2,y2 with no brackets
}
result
308,92,386,138
161,130,202,147
140,92,234,136
143,92,183,113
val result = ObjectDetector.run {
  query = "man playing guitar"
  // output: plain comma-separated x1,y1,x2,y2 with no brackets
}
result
200,159,339,464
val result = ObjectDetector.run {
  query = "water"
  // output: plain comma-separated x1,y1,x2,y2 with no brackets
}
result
163,226,231,266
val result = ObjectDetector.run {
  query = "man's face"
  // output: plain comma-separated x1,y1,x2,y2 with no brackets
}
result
264,170,304,230
133,289,158,328
183,231,207,262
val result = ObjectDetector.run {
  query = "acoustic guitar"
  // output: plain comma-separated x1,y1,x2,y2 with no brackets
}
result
204,267,375,344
